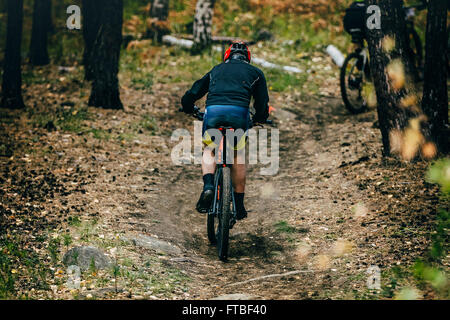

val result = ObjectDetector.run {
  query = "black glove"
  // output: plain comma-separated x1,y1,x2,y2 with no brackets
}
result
181,94,195,114
182,105,194,114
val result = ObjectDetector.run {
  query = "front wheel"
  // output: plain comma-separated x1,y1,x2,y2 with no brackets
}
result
217,167,232,261
340,52,368,114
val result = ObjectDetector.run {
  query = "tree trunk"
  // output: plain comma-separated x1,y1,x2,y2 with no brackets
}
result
421,0,448,154
30,0,51,66
146,0,170,42
88,0,123,110
46,0,54,34
366,0,416,156
151,0,169,20
82,0,102,81
1,0,25,109
193,0,216,52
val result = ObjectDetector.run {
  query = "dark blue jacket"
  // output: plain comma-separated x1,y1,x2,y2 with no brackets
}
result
181,55,270,122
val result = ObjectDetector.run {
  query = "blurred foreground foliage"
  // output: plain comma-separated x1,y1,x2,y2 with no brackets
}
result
410,159,450,298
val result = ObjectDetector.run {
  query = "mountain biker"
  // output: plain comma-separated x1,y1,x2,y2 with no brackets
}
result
180,41,270,220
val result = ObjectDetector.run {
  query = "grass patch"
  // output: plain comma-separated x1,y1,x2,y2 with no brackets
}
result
22,69,54,86
274,220,309,235
117,132,136,143
378,160,450,300
264,68,307,92
0,235,51,299
131,74,154,93
68,216,82,227
274,220,297,234
90,128,112,141
28,105,91,133
121,45,220,88
145,267,190,295
135,114,158,134
56,107,90,132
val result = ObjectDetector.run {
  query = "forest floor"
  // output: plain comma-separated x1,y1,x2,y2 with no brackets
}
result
0,45,447,300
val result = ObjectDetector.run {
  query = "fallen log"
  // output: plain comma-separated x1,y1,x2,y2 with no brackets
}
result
162,35,194,49
162,35,303,74
172,34,256,45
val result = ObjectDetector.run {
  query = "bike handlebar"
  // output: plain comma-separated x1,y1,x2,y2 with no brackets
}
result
179,106,273,126
179,106,204,121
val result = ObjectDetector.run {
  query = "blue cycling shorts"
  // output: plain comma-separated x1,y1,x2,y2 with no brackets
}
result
202,105,250,136
202,105,250,149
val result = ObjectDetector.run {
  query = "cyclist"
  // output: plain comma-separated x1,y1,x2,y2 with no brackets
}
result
180,41,270,220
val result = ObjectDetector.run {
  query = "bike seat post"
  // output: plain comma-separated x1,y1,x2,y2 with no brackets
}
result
218,127,225,167
217,127,234,167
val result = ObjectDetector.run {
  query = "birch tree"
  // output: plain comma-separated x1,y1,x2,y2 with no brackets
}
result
193,0,216,52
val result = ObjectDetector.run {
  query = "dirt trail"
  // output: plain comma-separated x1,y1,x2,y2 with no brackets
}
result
60,81,389,299
164,95,383,299
1,59,440,300
51,70,438,299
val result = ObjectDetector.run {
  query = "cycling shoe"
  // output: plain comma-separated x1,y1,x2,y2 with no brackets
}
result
196,189,214,213
236,207,248,221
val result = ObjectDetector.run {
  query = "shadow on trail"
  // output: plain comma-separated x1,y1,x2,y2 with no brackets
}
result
226,232,285,261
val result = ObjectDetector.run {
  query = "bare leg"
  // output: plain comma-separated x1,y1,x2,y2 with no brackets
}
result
196,147,216,213
232,151,247,219
202,147,216,175
231,152,246,193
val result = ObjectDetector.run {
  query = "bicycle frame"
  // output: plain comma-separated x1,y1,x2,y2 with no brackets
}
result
209,127,237,229
180,105,272,242
360,47,371,80
347,46,370,91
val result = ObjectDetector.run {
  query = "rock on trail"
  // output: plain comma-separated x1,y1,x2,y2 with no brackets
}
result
123,234,182,255
63,246,111,271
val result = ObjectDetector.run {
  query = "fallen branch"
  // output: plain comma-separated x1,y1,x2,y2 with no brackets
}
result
162,35,194,49
161,35,303,74
172,34,256,45
225,270,314,287
252,57,302,73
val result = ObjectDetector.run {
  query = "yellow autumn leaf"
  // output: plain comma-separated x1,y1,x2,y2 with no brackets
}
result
401,119,425,161
400,94,418,109
421,142,437,160
332,239,354,257
314,255,331,271
386,59,405,91
389,129,403,154
362,82,377,108
382,36,396,53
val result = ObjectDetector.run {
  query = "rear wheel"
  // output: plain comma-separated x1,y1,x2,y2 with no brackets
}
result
217,167,231,261
207,207,218,245
340,52,368,114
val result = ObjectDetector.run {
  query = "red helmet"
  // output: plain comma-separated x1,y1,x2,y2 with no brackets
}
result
224,41,251,63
